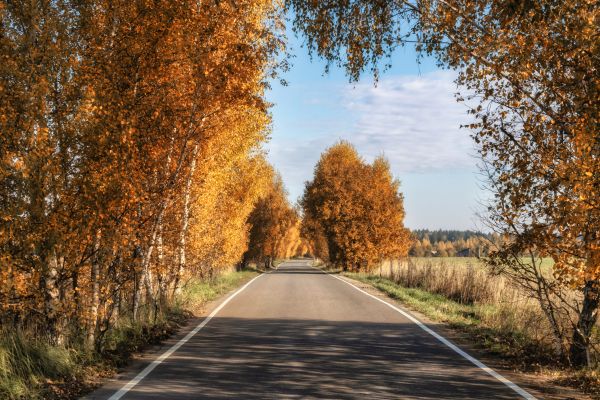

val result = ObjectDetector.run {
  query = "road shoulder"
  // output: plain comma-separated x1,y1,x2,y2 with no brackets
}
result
334,273,589,400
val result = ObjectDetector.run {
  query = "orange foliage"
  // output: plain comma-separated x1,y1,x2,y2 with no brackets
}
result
244,172,298,268
301,141,410,271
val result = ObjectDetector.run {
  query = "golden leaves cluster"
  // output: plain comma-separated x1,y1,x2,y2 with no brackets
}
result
301,141,410,271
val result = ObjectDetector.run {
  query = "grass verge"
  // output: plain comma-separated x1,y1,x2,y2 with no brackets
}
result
0,268,260,400
177,269,260,313
0,331,83,399
343,272,600,398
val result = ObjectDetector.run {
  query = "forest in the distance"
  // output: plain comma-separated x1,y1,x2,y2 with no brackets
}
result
409,230,499,257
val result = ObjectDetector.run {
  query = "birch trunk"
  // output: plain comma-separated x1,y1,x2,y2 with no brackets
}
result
87,231,101,348
174,144,199,296
132,249,143,321
133,208,163,322
570,279,600,367
156,221,168,308
43,248,61,344
132,134,177,321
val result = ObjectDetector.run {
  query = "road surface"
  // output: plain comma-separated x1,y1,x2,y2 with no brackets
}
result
88,259,534,399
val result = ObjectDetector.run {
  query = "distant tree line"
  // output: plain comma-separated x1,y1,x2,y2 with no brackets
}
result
409,230,501,258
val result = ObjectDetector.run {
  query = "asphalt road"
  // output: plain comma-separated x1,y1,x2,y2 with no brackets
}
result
88,259,534,399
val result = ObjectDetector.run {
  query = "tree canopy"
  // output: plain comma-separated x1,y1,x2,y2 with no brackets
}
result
244,172,301,268
0,0,284,348
302,141,411,271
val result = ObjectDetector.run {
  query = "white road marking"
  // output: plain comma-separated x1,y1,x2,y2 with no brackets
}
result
108,274,264,400
318,265,537,400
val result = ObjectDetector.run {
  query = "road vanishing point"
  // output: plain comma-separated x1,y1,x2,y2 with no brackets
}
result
87,259,535,399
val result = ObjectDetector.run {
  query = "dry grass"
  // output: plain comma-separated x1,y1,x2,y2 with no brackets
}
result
375,258,518,304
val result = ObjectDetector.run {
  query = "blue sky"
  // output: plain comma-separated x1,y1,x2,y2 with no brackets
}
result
265,32,487,231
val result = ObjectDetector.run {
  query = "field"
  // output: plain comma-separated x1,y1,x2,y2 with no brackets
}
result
400,256,553,270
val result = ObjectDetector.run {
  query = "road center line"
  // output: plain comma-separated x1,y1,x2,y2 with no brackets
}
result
317,266,536,400
108,273,264,400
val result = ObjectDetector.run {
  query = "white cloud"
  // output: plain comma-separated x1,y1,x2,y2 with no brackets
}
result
342,70,475,173
267,70,478,203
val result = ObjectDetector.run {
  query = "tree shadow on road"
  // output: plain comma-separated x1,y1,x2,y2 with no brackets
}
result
118,317,521,399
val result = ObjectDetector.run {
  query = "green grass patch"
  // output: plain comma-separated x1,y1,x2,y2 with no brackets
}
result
0,330,83,399
409,257,484,267
409,256,554,270
179,269,260,312
344,273,481,326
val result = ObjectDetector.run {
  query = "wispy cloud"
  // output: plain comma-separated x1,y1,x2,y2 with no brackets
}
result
267,70,477,202
343,70,475,173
